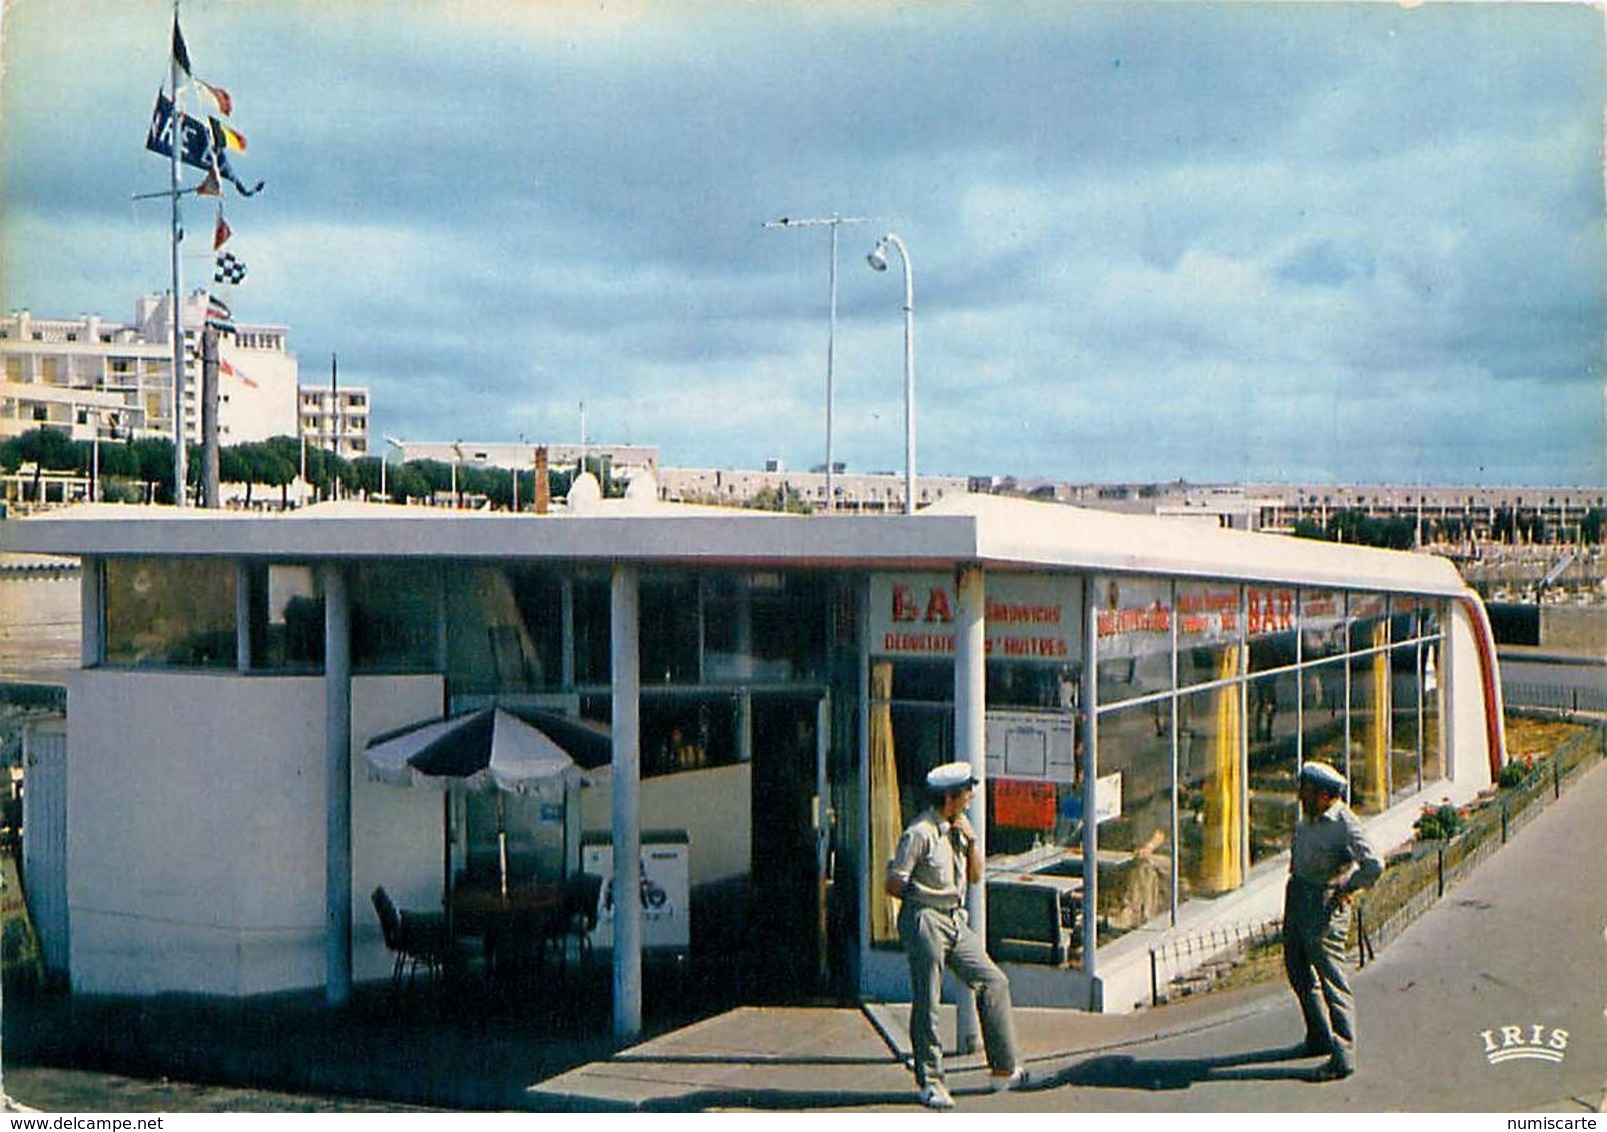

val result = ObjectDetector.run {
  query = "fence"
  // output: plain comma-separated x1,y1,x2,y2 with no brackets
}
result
1503,681,1607,716
1357,721,1606,963
1149,720,1607,1004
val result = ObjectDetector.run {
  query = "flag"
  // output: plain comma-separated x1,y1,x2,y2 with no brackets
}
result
173,17,233,113
209,117,247,154
219,357,258,389
213,210,232,251
145,91,212,171
172,16,193,75
215,251,247,285
195,78,233,117
196,166,222,197
205,294,235,334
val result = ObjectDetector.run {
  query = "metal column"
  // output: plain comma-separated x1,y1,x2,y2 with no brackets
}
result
610,565,642,1042
323,563,352,1006
954,564,986,1053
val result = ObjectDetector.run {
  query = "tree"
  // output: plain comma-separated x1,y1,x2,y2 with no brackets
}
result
14,426,78,502
130,437,176,504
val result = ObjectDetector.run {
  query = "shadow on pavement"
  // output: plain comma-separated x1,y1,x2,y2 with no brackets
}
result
1039,1043,1323,1092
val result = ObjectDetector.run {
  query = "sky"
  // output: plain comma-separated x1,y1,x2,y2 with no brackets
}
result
1,0,1603,488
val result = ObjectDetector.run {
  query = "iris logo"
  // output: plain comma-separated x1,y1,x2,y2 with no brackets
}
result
1480,1024,1569,1066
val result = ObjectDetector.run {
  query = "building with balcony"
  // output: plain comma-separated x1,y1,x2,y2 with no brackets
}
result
0,294,299,448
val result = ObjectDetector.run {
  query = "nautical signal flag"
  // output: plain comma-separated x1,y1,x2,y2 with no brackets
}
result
173,16,234,116
205,294,236,335
214,251,247,285
213,209,232,251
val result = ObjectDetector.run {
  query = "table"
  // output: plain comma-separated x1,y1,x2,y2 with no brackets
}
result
450,881,568,983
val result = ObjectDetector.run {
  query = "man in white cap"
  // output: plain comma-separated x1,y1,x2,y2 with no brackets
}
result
886,761,1026,1109
1284,760,1385,1082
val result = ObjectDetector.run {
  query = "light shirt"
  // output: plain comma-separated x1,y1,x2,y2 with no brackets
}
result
1290,798,1385,894
888,807,966,910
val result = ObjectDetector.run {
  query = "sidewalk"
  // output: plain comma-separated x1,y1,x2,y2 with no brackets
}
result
6,753,1604,1114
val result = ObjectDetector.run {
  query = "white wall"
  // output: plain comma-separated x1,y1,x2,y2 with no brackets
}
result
65,669,441,995
579,762,752,888
1443,599,1499,805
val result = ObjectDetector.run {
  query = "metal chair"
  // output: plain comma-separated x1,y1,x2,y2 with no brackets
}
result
550,871,604,973
372,885,452,995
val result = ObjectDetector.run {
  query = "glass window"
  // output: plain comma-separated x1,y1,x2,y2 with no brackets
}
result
1300,589,1344,661
640,692,740,777
351,561,438,673
104,557,236,668
1348,595,1390,816
1178,681,1245,901
704,571,830,684
1247,587,1297,673
1389,643,1423,801
244,564,322,671
1093,576,1174,704
1177,582,1241,690
641,571,700,685
1300,656,1348,775
1248,670,1300,865
1092,701,1175,946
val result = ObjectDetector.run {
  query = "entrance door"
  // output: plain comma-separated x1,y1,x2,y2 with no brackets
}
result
748,693,830,1001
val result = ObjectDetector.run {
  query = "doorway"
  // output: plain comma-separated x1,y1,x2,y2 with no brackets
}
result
747,693,832,1001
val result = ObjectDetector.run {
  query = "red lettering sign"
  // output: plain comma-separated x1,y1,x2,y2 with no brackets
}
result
993,778,1057,830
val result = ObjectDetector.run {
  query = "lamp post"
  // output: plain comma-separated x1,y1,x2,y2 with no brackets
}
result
866,233,916,515
765,214,870,513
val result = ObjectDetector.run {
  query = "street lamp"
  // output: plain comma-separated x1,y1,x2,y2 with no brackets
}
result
765,214,870,513
866,233,916,515
382,435,405,501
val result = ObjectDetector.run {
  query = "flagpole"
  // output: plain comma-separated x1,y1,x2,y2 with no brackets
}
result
169,1,187,507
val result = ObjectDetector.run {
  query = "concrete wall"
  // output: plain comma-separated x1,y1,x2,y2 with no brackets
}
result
65,669,441,995
1444,600,1498,805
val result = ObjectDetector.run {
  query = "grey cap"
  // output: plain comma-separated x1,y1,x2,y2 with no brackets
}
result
1299,761,1347,793
926,761,979,793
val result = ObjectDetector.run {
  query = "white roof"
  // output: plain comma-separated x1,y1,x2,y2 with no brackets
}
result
0,493,1470,596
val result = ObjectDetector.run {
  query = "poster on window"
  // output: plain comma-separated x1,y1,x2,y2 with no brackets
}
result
992,778,1057,830
985,709,1077,783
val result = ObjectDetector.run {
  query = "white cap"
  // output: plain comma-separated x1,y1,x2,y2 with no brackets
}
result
1299,761,1346,793
926,761,979,793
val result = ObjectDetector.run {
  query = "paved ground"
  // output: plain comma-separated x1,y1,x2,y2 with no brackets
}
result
5,755,1604,1114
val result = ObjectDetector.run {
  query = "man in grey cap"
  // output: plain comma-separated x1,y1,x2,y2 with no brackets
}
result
1284,760,1385,1081
886,761,1026,1109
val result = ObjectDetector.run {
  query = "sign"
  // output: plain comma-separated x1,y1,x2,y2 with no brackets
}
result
993,778,1056,830
581,841,690,953
869,573,1080,662
985,709,1077,783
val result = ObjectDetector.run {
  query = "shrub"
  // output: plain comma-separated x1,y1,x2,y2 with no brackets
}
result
1413,801,1467,841
1498,754,1541,789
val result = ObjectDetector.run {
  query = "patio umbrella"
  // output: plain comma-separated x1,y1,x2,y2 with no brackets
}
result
364,707,592,898
365,707,590,795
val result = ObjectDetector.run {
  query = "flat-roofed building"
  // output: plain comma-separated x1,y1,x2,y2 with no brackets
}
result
2,493,1505,1026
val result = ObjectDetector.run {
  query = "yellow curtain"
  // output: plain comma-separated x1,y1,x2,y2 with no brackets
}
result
869,661,903,944
1366,620,1390,811
1202,646,1243,894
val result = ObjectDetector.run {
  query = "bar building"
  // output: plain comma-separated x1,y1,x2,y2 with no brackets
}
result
2,492,1505,1030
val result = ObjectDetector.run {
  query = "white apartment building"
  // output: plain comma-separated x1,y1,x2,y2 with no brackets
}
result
0,293,298,447
299,385,372,459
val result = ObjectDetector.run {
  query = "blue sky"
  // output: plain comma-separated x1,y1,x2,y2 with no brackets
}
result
2,0,1602,486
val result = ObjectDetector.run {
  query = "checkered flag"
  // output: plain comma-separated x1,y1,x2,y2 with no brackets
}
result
214,251,247,285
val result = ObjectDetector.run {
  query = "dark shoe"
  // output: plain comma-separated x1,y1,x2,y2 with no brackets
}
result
1308,1061,1354,1082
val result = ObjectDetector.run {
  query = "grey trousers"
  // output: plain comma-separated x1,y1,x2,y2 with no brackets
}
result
1283,879,1357,1071
898,902,1019,1087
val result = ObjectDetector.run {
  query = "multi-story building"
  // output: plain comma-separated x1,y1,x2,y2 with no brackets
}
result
0,293,299,447
390,440,658,483
299,384,371,459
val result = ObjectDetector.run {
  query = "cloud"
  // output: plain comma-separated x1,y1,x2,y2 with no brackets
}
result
1,0,1601,487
